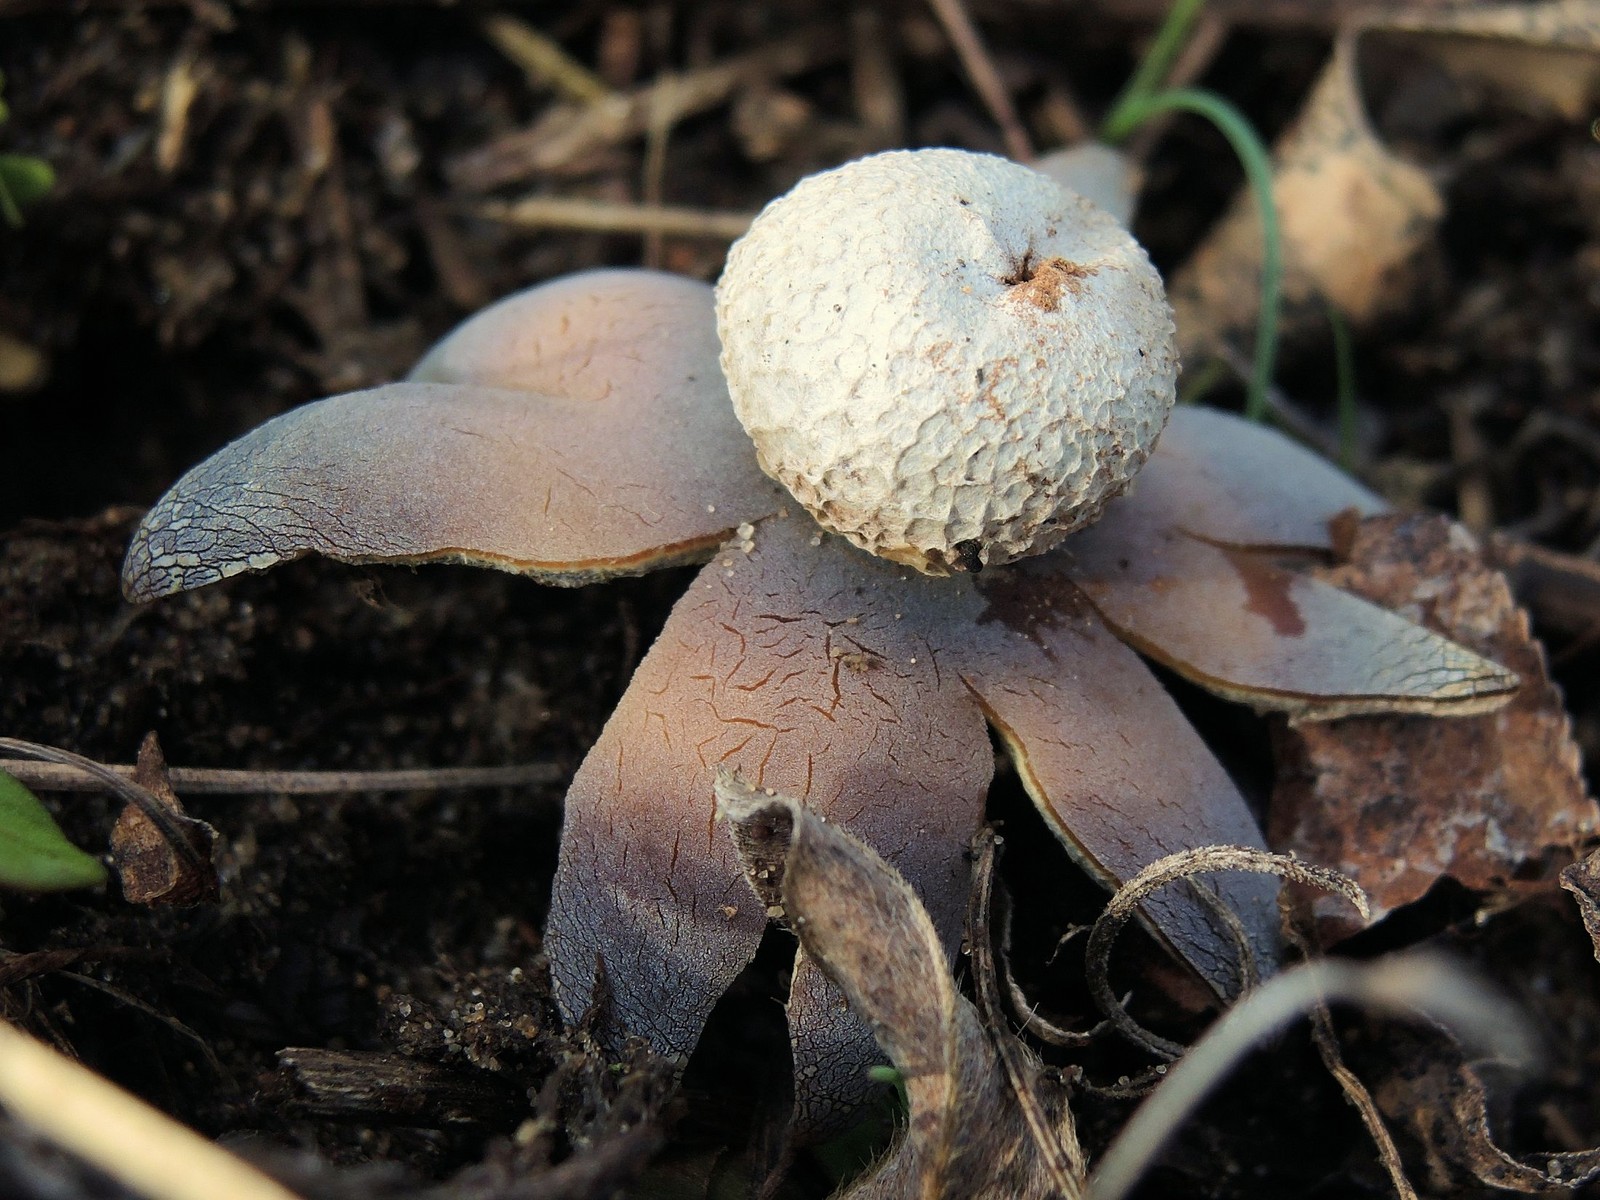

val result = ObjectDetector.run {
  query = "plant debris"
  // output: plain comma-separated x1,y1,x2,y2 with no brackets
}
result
1270,512,1597,932
110,733,218,907
719,772,1085,1199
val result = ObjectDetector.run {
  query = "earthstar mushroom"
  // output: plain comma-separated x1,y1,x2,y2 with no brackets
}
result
120,148,1519,1131
716,149,1178,574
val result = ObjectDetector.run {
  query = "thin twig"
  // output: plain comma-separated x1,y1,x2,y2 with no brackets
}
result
1211,339,1350,463
850,8,908,149
640,73,676,268
477,196,754,240
1284,920,1420,1200
1487,532,1600,641
923,0,1034,161
447,27,843,189
0,759,562,795
968,830,1089,1191
58,972,228,1078
1446,389,1495,535
480,14,611,104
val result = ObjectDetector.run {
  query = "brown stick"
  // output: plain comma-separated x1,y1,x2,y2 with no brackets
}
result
923,0,1034,161
1487,534,1600,641
0,760,562,795
476,196,754,240
446,27,844,190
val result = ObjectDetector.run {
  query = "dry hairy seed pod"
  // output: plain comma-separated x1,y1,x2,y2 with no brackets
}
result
716,148,1177,574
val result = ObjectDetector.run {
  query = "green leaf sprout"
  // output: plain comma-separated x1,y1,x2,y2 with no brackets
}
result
0,71,55,228
0,769,108,892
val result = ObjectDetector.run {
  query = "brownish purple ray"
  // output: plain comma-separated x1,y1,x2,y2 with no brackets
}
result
123,271,781,600
957,561,1281,994
1061,410,1519,719
543,512,993,1117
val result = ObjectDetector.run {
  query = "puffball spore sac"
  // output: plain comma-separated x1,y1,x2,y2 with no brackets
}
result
715,148,1179,574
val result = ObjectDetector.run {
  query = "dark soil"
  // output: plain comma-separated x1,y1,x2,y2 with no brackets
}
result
2,4,1598,1198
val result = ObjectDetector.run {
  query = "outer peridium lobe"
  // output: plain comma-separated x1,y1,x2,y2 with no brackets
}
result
122,270,781,601
542,513,992,1071
956,560,1284,996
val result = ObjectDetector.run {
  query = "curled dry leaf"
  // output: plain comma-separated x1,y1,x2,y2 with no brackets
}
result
1372,1024,1600,1193
1168,0,1600,359
1560,849,1600,964
1081,845,1369,1060
1269,513,1597,932
112,733,218,907
717,774,1081,1200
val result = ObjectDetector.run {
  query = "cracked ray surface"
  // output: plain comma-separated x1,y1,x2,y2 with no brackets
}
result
123,271,782,601
1060,410,1520,720
545,512,1301,1107
543,511,993,1091
958,562,1282,995
1062,519,1519,719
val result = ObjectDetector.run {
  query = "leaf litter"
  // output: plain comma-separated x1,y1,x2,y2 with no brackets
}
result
1270,512,1597,933
719,771,1551,1200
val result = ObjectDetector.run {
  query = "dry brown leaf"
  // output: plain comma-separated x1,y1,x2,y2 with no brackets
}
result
717,774,1084,1200
111,733,218,907
1559,849,1600,963
1269,513,1597,932
1168,0,1600,359
1380,1,1600,121
1168,28,1440,356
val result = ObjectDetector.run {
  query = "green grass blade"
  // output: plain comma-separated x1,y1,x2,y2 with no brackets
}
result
1327,302,1358,471
1101,0,1207,145
1104,87,1282,423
